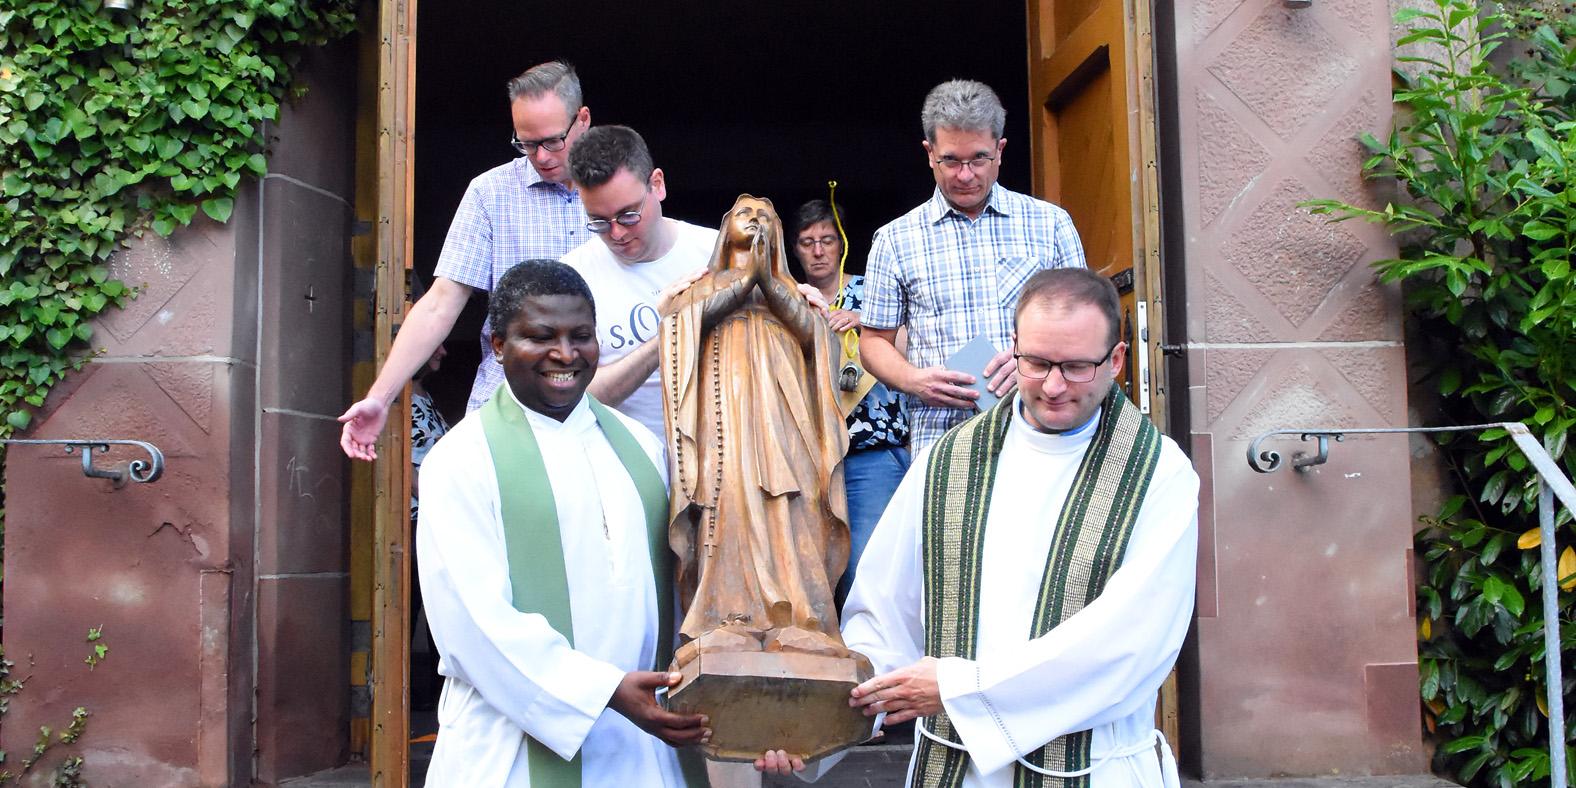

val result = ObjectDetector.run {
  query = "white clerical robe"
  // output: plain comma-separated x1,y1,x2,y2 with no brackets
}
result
834,402,1199,787
416,391,689,787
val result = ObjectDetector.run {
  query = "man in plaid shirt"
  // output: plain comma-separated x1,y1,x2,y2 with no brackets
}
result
860,79,1087,450
340,61,594,461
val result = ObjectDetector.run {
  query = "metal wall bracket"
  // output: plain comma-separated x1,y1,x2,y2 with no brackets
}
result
1247,430,1347,473
0,439,165,487
1246,423,1524,475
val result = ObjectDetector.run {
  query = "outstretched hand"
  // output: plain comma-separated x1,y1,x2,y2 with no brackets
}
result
608,671,710,748
338,397,390,461
849,657,942,724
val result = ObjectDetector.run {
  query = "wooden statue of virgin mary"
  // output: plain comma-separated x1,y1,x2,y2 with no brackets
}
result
658,195,871,761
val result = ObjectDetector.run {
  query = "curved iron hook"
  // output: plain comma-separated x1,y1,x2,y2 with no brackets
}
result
1246,431,1288,473
1246,430,1346,474
2,438,165,486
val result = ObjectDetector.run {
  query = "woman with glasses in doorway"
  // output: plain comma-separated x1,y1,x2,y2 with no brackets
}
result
791,199,910,610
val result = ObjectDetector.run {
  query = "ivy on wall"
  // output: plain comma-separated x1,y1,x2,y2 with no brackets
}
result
0,1,357,777
0,0,357,435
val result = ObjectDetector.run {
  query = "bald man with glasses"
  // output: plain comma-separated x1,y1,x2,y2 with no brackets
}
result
341,60,597,460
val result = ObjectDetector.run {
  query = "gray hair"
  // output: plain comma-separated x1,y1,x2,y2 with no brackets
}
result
506,61,582,118
921,79,1006,142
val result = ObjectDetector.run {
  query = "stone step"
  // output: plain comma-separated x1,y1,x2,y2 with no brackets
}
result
281,752,1457,788
1183,778,1456,788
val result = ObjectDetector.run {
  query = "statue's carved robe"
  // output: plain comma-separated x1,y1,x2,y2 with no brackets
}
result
660,208,850,644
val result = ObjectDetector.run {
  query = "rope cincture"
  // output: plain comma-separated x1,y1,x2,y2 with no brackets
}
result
916,721,1169,779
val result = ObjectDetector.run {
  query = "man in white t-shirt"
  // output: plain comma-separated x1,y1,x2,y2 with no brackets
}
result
563,125,718,436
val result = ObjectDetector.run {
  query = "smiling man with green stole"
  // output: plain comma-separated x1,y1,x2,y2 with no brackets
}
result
418,259,709,787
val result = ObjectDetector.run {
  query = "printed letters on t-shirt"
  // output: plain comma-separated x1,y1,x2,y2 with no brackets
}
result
606,299,661,350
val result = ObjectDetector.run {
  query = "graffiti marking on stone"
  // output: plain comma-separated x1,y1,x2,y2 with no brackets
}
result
286,455,313,501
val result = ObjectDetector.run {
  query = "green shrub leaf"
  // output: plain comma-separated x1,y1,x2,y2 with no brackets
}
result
1523,220,1560,241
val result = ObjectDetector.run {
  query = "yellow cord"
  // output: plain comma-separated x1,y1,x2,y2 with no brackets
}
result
826,181,858,359
828,180,848,310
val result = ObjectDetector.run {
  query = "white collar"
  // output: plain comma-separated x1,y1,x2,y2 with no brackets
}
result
1008,399,1101,456
505,385,594,434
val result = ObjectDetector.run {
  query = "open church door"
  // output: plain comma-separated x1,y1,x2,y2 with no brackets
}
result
367,0,418,784
1025,0,1177,751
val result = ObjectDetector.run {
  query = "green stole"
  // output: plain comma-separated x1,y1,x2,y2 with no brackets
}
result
479,388,707,788
914,385,1161,788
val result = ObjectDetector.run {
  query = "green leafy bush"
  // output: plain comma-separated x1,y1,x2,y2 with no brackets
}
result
1307,1,1575,784
0,0,355,435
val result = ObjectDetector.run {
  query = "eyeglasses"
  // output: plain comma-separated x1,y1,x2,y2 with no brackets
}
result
796,236,839,250
510,117,577,156
1014,342,1119,383
934,154,997,172
586,209,643,234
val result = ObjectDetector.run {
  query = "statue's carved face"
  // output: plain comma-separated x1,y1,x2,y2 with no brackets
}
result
725,198,776,250
491,294,600,422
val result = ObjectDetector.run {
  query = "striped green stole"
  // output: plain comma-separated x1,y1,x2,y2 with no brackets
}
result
914,385,1160,788
479,389,705,787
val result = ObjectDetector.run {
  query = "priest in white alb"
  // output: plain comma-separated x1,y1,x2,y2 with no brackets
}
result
418,259,709,787
760,267,1199,787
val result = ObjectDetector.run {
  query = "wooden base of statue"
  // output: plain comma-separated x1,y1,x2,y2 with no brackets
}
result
666,628,875,762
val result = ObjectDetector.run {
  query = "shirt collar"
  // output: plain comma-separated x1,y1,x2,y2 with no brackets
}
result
516,157,576,197
924,182,1010,225
1008,398,1101,455
505,383,594,433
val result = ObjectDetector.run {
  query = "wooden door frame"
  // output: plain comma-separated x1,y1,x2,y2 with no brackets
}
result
1026,0,1168,428
1119,10,1185,745
1024,0,1176,751
370,0,418,784
363,0,1174,781
1128,0,1168,431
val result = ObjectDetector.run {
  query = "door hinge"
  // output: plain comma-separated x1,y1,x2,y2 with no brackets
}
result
1135,301,1151,414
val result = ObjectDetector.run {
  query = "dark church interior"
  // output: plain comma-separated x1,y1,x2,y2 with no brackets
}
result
413,2,1031,420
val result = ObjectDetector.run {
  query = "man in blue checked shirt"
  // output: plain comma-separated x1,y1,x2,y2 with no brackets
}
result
340,61,595,461
859,79,1088,451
